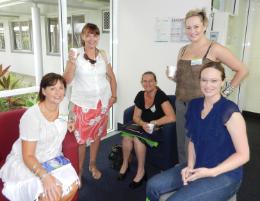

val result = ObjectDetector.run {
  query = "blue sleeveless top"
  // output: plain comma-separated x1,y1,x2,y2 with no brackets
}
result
185,96,242,180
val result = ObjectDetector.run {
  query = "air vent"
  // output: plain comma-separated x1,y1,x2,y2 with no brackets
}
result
102,10,110,33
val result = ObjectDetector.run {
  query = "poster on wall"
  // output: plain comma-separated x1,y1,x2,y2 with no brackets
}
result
154,17,171,42
154,17,189,43
170,18,189,42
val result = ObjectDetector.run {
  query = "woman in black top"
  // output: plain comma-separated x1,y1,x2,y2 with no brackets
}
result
118,71,176,189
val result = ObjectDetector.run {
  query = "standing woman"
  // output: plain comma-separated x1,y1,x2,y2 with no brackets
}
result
170,9,248,163
63,23,117,181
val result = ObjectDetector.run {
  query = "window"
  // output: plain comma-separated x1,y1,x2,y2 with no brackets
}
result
68,15,85,49
11,21,32,51
0,23,5,50
46,15,85,54
47,17,60,54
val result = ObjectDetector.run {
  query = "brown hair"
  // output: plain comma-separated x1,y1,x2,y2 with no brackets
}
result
199,62,226,81
185,8,208,27
39,73,66,102
141,71,157,82
81,23,100,46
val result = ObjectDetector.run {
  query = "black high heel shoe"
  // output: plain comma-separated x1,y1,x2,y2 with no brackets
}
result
117,167,130,181
129,173,147,189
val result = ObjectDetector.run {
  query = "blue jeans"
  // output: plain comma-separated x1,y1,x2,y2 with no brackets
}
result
146,163,241,201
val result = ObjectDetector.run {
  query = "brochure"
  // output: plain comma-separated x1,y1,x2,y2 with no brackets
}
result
41,155,70,173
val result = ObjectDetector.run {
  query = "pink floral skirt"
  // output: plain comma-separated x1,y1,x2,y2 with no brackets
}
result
73,100,110,144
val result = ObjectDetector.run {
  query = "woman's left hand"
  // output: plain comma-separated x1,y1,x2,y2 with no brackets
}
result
67,121,75,132
108,96,117,106
186,167,215,182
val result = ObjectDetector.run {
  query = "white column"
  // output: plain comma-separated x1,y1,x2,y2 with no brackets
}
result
31,4,43,86
111,0,118,130
58,0,68,73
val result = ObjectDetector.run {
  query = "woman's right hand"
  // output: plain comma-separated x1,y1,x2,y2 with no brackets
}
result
68,50,78,64
42,174,62,201
165,69,175,80
181,166,194,186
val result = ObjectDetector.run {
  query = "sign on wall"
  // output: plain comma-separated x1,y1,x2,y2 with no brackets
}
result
154,17,189,42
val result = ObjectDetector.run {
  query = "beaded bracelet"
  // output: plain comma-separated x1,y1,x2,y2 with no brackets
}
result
32,163,39,173
34,168,41,176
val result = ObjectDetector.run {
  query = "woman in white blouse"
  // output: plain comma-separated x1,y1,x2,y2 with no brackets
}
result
0,73,79,201
63,23,117,181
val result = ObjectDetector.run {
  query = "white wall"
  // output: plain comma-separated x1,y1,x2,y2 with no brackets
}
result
115,0,211,123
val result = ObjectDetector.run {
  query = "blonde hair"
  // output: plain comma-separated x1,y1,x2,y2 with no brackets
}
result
185,8,208,27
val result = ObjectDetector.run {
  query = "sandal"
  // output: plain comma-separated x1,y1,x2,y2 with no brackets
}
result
89,165,102,180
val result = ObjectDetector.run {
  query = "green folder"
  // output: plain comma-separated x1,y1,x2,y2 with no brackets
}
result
120,131,159,148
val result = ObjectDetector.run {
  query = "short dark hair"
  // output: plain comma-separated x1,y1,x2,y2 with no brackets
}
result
81,23,100,46
199,62,226,81
141,71,157,82
38,73,66,102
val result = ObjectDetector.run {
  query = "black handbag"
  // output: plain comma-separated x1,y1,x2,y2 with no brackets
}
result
108,144,123,170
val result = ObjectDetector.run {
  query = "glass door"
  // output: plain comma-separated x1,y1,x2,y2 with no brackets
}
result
240,0,260,113
212,0,260,113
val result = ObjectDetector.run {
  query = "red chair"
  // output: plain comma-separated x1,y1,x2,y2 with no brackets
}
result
0,109,79,201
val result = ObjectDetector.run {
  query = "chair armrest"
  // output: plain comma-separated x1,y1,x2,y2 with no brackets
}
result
167,95,176,112
147,122,178,170
123,105,135,124
160,122,176,142
62,131,79,174
62,132,79,201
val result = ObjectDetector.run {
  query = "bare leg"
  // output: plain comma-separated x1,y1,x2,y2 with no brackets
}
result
133,137,146,182
119,136,133,174
61,181,79,201
89,136,102,179
39,181,79,201
78,144,86,179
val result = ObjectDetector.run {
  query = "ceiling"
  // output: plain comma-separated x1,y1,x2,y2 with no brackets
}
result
0,0,110,17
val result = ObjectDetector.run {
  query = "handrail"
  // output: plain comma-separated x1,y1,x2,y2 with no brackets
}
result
0,86,39,98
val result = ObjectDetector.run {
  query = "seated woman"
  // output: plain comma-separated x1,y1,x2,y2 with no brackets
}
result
118,71,176,189
146,62,250,201
0,73,79,201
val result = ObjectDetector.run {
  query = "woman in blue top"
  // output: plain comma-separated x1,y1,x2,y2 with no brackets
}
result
146,62,249,201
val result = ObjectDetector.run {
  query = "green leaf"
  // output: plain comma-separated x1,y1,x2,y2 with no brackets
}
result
11,79,20,89
0,79,4,88
6,75,10,89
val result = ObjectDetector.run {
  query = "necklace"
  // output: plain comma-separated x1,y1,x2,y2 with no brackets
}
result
84,48,98,64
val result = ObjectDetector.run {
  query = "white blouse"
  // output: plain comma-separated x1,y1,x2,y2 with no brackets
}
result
0,104,79,201
0,104,67,182
70,47,112,109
